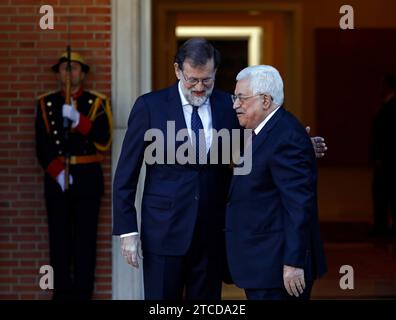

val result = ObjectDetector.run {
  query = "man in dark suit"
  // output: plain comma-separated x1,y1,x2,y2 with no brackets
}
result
113,39,327,300
226,65,327,300
371,74,396,236
113,38,239,299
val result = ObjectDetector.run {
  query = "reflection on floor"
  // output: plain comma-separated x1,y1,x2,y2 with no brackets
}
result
221,222,396,300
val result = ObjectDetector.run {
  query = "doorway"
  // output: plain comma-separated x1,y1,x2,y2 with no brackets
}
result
152,0,302,116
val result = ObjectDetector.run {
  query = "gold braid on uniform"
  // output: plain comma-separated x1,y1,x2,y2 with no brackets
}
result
88,90,112,152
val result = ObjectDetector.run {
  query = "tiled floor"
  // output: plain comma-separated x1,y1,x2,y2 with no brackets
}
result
221,222,396,299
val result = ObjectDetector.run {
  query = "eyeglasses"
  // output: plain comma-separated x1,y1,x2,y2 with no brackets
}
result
231,93,265,104
180,69,215,87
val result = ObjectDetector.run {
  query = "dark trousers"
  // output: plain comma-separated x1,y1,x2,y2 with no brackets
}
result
372,167,396,233
45,189,100,300
245,281,313,300
143,217,223,300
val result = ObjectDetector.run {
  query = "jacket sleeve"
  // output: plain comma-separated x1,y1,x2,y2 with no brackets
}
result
35,99,64,179
270,130,317,268
112,96,150,235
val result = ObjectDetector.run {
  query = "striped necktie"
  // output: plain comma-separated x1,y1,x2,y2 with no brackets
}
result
191,105,206,164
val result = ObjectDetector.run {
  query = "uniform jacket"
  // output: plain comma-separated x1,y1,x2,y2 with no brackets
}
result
35,88,112,196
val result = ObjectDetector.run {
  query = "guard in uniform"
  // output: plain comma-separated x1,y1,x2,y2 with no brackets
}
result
35,52,112,300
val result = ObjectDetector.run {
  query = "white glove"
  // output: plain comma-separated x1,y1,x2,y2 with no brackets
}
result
62,103,80,128
56,170,74,192
283,265,305,297
120,234,143,268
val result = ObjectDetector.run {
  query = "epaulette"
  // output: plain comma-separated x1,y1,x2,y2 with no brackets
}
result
88,90,107,100
37,90,57,100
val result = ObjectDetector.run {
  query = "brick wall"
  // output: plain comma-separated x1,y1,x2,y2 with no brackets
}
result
0,0,112,299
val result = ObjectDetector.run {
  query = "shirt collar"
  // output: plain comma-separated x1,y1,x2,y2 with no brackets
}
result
254,106,281,135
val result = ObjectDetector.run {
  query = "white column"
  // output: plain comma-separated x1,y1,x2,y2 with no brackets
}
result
111,0,151,300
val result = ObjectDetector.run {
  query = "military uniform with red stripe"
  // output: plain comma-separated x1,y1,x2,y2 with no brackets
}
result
35,52,112,300
36,88,111,195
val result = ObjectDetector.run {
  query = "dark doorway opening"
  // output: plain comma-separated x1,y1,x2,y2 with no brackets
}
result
177,39,248,93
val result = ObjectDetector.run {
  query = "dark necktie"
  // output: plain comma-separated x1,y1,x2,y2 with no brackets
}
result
191,106,205,164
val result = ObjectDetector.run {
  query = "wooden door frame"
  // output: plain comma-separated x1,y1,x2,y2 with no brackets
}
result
152,0,303,118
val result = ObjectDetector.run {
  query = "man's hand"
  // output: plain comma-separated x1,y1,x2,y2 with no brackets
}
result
306,126,327,158
56,169,73,192
120,234,142,268
283,265,305,297
62,102,80,128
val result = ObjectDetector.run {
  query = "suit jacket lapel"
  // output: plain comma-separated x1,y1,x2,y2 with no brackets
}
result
209,90,221,131
228,107,285,198
209,90,231,163
251,107,285,156
167,82,188,149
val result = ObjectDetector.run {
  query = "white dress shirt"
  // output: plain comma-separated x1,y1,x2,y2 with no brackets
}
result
254,106,281,135
178,81,213,153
